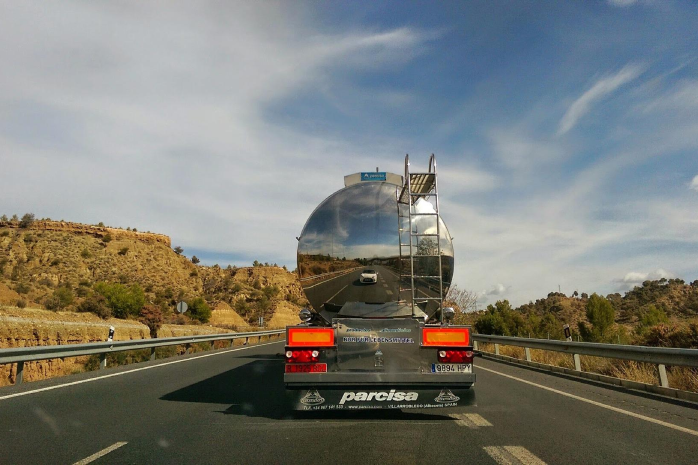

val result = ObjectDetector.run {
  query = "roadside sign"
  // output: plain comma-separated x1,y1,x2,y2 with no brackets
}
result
360,172,387,182
563,324,572,341
177,301,188,314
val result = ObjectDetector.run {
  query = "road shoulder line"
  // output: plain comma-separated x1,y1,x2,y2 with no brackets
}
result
0,340,284,402
477,364,698,438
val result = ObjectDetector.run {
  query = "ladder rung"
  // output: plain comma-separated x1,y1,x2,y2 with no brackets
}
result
415,297,442,301
400,243,411,247
411,212,438,216
412,275,441,279
412,233,438,236
413,254,441,257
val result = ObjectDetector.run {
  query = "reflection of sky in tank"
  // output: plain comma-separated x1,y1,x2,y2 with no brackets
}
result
299,183,399,259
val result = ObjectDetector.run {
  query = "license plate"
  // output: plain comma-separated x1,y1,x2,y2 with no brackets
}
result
431,363,472,373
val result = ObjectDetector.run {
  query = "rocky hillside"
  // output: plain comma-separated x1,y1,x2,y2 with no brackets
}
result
0,219,305,327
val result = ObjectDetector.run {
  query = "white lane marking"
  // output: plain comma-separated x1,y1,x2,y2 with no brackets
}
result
0,340,284,401
484,446,546,465
327,284,348,303
382,284,388,288
477,365,698,438
73,442,128,465
385,290,393,296
449,413,492,428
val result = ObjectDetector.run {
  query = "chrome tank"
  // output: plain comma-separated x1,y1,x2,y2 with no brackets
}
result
297,182,454,320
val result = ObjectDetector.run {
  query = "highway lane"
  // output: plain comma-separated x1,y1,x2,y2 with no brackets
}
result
304,265,401,307
1,341,698,464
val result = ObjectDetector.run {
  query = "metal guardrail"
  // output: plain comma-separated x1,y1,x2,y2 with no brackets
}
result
0,329,284,384
472,334,698,389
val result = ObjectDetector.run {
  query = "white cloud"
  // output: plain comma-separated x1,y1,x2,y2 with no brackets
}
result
615,269,673,290
558,64,645,135
692,175,698,191
486,283,508,296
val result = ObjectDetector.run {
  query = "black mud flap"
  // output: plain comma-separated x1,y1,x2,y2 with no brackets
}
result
287,387,475,411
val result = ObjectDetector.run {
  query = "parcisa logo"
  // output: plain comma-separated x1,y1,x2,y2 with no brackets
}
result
339,390,418,404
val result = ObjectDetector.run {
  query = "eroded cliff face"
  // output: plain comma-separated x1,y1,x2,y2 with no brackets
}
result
0,220,170,246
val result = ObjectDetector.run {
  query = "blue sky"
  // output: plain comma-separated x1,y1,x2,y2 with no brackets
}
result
1,0,697,306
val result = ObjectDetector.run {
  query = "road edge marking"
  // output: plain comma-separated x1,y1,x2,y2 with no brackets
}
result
0,340,285,401
477,364,698,438
72,441,127,465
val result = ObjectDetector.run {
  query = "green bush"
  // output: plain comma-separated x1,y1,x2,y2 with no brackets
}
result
187,297,211,323
77,294,111,319
118,247,129,255
15,282,30,294
263,285,280,299
102,233,112,243
139,305,163,338
81,248,91,259
0,230,9,237
16,299,27,309
94,282,145,319
19,213,35,228
45,287,74,310
50,258,60,266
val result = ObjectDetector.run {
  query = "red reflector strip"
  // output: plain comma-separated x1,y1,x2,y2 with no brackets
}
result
287,328,335,347
422,328,470,347
285,363,327,373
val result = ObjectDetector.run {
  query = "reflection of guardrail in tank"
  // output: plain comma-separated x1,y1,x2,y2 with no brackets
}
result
0,329,285,384
299,267,363,287
472,334,698,401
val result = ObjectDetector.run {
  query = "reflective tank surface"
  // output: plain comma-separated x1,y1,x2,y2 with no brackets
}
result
297,182,454,319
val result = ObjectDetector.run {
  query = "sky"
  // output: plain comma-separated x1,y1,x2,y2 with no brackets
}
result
1,0,697,308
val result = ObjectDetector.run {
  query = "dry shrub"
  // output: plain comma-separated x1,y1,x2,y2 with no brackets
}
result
604,360,660,385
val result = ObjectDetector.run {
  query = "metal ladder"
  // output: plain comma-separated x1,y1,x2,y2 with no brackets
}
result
397,154,444,320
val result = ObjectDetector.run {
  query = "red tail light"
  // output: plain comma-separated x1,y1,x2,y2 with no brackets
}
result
438,350,474,363
285,349,319,363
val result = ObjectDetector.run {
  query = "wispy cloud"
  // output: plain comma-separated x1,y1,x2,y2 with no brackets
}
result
691,175,698,192
607,0,638,7
558,64,645,135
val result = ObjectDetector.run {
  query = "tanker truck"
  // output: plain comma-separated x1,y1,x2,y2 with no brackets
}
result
285,154,475,410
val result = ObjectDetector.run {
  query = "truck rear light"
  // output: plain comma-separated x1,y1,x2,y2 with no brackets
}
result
438,350,473,363
285,349,320,363
422,328,470,347
287,328,335,347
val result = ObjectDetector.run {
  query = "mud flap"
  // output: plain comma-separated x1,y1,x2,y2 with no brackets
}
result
287,387,475,411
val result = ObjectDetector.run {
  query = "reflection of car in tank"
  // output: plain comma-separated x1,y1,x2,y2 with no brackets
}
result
360,269,378,284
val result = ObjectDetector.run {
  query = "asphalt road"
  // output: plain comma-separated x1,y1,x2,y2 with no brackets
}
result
1,340,698,464
304,265,402,307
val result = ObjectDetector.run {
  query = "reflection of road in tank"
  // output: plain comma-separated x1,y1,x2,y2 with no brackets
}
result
303,265,400,308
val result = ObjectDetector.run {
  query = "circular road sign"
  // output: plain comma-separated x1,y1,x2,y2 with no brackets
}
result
176,301,188,314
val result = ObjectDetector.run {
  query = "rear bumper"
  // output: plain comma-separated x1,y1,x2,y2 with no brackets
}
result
285,371,476,387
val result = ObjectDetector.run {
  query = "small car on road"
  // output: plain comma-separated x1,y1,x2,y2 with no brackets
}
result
360,269,378,284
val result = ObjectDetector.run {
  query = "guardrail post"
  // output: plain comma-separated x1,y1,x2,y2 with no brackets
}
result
494,343,500,355
16,361,24,384
229,339,234,348
244,337,249,346
473,340,478,351
657,364,669,388
525,347,531,362
150,347,156,361
185,343,191,355
100,353,107,369
573,353,581,371
210,341,215,351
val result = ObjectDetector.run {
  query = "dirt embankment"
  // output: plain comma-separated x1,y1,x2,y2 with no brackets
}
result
0,307,232,386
